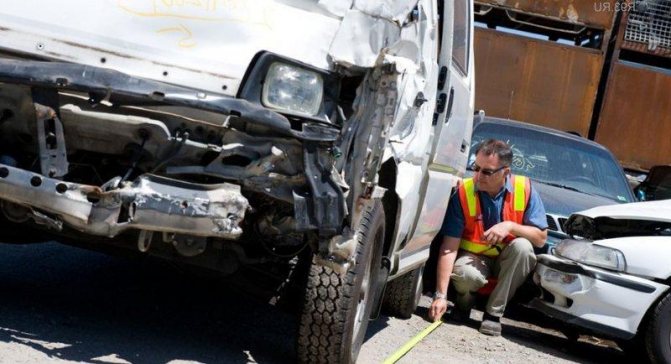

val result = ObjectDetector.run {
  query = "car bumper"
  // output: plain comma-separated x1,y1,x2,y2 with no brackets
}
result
0,164,249,239
532,254,669,338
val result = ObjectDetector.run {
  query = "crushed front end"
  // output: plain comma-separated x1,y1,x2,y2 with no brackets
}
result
0,56,356,272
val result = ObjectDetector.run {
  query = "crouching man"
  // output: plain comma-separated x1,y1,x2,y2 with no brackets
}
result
429,139,547,336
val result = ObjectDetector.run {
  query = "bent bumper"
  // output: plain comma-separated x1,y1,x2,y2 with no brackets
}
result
0,163,248,239
533,254,669,337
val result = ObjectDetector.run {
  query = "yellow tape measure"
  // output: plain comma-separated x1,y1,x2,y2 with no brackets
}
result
382,320,443,364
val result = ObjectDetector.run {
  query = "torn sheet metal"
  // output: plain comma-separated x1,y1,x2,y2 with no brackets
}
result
328,10,402,68
317,0,353,18
337,0,440,263
353,0,417,24
0,164,248,239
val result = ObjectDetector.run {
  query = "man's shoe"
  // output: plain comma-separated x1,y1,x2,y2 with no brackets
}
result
479,313,502,336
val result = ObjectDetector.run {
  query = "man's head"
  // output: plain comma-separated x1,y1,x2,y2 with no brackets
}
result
472,139,512,196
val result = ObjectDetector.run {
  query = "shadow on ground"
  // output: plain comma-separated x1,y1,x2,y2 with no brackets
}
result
0,242,297,364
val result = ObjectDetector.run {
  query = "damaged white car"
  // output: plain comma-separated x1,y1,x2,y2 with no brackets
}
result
532,200,671,363
0,1,475,362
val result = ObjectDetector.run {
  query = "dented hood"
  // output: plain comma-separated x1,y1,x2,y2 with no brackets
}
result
0,0,420,96
570,199,671,223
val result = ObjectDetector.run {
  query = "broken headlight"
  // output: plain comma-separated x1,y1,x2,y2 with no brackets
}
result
555,239,626,272
262,62,323,116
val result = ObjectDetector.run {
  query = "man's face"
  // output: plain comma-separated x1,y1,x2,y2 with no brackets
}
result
472,152,509,195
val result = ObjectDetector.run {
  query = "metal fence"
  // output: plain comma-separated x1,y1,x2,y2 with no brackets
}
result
624,0,671,53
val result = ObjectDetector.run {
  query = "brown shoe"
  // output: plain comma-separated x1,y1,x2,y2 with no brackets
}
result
479,315,502,336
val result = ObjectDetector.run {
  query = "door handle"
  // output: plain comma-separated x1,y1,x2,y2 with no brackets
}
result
445,87,455,123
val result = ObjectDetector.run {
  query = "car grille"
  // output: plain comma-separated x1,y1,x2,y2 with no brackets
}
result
546,214,567,233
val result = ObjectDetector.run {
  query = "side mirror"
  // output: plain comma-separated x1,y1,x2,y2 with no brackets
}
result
473,109,485,129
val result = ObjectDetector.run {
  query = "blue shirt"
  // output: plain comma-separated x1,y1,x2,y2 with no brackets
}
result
440,176,548,238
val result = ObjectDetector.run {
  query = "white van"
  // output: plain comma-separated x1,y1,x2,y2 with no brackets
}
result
0,1,474,362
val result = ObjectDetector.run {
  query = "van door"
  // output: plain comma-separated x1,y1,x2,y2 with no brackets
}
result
399,0,474,266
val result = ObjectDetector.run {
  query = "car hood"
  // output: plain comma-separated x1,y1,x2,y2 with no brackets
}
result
571,199,671,222
534,182,620,217
0,1,417,96
561,199,671,279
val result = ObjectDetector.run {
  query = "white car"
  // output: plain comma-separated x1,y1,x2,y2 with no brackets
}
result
531,200,671,363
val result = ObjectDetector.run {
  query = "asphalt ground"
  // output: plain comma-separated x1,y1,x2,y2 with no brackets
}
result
0,242,628,363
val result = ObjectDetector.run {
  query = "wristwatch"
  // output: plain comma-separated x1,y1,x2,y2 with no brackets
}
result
433,291,447,300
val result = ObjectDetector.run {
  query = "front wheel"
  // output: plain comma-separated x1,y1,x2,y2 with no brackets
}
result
645,293,671,363
297,200,385,364
382,265,424,319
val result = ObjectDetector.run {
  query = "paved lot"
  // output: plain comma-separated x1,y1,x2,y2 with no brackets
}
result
0,242,628,363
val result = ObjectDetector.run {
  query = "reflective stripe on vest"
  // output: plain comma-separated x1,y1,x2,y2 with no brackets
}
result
457,175,531,257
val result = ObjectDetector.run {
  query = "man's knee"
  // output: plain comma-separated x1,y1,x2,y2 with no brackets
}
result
451,265,488,293
506,238,535,258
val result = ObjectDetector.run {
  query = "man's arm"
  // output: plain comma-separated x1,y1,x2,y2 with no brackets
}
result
510,223,547,247
429,236,461,321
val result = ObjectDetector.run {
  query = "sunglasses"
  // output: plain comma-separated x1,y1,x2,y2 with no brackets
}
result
471,164,507,176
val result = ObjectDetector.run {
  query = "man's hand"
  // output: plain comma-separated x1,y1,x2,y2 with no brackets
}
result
429,297,452,322
483,221,513,245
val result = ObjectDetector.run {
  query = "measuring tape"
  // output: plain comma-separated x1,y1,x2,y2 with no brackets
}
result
382,320,444,364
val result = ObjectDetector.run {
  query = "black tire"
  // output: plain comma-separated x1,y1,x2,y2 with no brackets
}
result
382,265,424,319
645,293,671,364
297,200,385,364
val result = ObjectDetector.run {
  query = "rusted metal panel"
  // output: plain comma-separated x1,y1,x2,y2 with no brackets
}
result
475,0,617,29
474,28,604,136
596,61,671,170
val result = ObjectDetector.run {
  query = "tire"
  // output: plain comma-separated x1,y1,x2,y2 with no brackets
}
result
645,293,671,364
297,200,385,364
382,265,424,319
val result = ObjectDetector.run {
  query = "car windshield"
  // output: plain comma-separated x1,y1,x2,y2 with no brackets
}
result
470,122,635,203
641,166,671,200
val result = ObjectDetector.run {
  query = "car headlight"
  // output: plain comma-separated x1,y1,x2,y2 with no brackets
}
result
262,62,323,116
555,239,626,272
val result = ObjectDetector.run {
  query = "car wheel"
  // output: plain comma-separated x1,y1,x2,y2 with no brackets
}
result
382,265,424,319
297,200,385,364
645,293,671,363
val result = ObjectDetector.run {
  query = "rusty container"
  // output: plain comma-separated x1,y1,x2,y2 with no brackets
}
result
475,0,618,29
595,61,671,169
474,28,604,136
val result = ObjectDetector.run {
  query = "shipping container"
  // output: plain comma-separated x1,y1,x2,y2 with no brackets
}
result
475,28,603,136
474,0,671,170
473,1,617,136
596,0,671,169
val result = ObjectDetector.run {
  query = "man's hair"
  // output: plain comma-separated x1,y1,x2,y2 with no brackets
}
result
474,139,513,167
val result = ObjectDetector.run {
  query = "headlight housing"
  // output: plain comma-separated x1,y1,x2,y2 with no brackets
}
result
262,62,323,116
555,239,626,272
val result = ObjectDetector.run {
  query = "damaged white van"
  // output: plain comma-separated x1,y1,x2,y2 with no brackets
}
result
0,1,474,362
